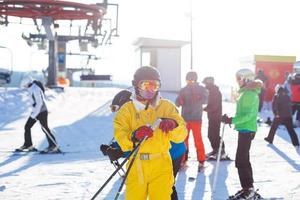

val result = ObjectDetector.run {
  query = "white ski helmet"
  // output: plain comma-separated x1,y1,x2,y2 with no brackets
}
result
236,68,255,83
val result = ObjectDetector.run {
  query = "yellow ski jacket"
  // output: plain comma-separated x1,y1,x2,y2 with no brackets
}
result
114,98,188,153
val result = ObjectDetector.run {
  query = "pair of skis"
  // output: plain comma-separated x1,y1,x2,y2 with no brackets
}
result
10,147,63,155
206,154,232,161
227,189,263,200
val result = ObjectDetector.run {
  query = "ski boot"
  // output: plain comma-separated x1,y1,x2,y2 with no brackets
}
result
205,150,217,158
264,137,273,144
265,117,272,126
40,146,61,154
198,161,205,172
207,150,231,161
228,188,256,200
15,145,37,152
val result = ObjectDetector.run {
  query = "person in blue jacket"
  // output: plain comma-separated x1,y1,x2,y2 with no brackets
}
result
101,89,186,200
169,141,186,200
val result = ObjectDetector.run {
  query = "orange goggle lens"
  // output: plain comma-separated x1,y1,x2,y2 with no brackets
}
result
138,80,160,91
186,80,195,84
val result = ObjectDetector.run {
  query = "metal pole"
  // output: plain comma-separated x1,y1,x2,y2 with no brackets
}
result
190,0,193,70
0,45,13,75
113,136,147,200
90,137,146,200
0,46,13,105
211,123,226,199
47,39,57,86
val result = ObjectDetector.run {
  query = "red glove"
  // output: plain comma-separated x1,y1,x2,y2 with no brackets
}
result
132,126,153,142
159,119,178,133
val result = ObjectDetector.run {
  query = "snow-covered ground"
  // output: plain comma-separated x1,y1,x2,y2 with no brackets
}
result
0,87,300,200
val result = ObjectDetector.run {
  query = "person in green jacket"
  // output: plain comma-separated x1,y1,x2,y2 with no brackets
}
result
222,68,262,200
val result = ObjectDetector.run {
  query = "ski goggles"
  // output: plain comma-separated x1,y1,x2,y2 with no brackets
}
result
138,80,161,92
186,80,196,84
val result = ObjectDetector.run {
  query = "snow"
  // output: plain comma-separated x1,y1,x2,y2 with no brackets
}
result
0,87,300,200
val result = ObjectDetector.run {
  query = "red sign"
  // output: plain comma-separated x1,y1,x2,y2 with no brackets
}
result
256,61,293,101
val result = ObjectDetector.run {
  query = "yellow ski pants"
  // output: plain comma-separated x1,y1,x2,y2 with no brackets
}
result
125,152,174,200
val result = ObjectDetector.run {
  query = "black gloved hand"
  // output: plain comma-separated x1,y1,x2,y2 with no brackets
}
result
221,114,232,124
106,147,124,161
100,144,110,156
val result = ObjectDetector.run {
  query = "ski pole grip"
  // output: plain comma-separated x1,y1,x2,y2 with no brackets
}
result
150,118,162,130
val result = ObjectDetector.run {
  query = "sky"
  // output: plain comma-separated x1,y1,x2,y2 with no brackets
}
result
1,0,300,85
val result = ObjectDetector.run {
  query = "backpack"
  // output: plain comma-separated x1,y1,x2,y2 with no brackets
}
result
33,80,45,93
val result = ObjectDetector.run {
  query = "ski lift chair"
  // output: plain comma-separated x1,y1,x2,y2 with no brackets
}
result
80,74,112,87
0,69,11,85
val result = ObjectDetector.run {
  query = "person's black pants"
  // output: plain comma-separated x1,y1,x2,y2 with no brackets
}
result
208,118,224,153
24,111,56,147
171,154,184,200
235,133,254,189
266,117,299,146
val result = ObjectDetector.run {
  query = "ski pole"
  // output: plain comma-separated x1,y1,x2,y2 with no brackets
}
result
111,161,125,178
40,122,60,151
211,123,226,200
108,137,115,145
113,136,147,200
90,137,146,200
113,119,161,200
113,160,126,176
91,118,161,200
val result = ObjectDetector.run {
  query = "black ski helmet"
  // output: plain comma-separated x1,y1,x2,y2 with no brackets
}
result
186,71,198,82
132,66,161,87
202,76,214,86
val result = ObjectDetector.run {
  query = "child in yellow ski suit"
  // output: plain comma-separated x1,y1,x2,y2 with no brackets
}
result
114,66,187,200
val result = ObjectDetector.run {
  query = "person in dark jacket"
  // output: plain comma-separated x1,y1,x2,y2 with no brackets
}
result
264,85,300,148
290,73,300,126
255,69,268,112
202,76,227,159
176,71,208,170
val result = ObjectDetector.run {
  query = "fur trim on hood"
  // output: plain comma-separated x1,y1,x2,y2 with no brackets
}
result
132,93,161,111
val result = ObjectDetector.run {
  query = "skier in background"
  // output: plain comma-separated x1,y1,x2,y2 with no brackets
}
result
202,76,228,160
16,80,59,153
113,66,187,200
264,85,300,149
222,69,262,199
290,73,300,127
175,71,208,171
109,89,132,112
283,71,292,96
255,69,268,112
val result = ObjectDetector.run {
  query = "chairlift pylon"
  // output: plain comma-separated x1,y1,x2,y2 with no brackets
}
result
0,46,13,85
